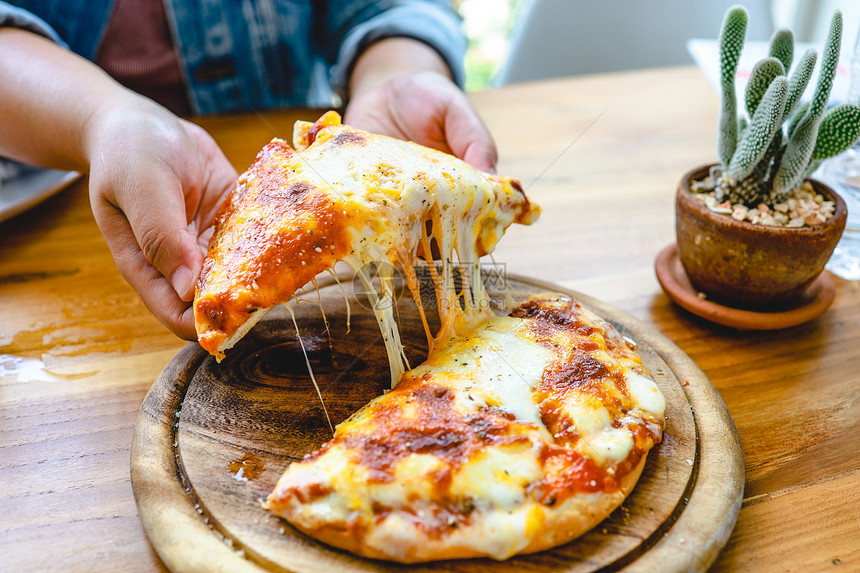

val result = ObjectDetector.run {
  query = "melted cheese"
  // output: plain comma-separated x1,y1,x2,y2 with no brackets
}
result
582,427,635,466
285,303,333,432
474,324,552,428
350,262,410,387
627,371,666,415
298,112,537,386
419,318,554,431
447,441,543,507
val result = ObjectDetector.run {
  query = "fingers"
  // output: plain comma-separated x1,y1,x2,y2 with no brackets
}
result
405,72,498,173
91,199,197,339
181,119,239,225
441,90,498,174
342,96,393,138
86,106,208,301
106,165,204,302
86,108,233,338
345,71,499,174
451,123,498,174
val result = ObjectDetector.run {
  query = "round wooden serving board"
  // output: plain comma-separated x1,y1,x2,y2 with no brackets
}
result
131,275,743,573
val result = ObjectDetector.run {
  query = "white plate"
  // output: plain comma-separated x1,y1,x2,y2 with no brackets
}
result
0,164,81,224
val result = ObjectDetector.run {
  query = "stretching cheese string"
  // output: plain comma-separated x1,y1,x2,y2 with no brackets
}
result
286,301,334,434
327,269,352,334
350,261,409,389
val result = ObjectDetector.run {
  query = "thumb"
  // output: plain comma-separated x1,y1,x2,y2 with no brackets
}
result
92,163,204,303
90,189,201,339
123,176,203,301
462,142,498,175
443,97,498,174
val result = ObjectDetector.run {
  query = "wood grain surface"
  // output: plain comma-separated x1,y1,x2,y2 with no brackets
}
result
2,67,859,572
131,276,741,572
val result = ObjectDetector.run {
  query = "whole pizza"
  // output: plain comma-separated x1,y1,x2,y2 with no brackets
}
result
194,113,665,563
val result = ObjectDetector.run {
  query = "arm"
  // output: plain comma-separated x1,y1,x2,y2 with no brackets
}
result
0,28,237,339
0,27,120,169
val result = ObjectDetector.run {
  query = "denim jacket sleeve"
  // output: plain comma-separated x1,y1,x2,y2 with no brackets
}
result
0,1,67,46
2,1,466,116
164,0,466,114
319,0,466,97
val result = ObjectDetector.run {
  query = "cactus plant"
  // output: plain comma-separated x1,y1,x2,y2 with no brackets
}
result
706,7,860,208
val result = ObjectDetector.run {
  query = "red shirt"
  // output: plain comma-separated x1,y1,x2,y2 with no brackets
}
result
93,0,191,116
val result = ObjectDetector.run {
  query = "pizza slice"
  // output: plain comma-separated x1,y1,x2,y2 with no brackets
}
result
267,294,666,562
194,111,540,382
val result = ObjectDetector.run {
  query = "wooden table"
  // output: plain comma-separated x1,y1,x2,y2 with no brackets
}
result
2,66,858,571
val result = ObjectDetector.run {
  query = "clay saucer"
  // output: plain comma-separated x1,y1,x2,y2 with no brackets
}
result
655,243,836,330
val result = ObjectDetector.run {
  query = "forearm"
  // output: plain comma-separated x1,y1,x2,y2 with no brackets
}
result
349,37,452,99
0,28,138,171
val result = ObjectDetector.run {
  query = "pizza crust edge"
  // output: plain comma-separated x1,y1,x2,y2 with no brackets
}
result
278,456,648,563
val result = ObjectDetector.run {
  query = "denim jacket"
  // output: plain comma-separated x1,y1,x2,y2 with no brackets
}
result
0,0,465,114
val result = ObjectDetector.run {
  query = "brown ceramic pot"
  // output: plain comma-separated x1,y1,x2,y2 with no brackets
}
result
676,163,847,308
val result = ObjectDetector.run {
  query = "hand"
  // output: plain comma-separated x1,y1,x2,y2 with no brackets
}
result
86,96,238,339
0,30,236,340
345,71,497,173
343,38,497,173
